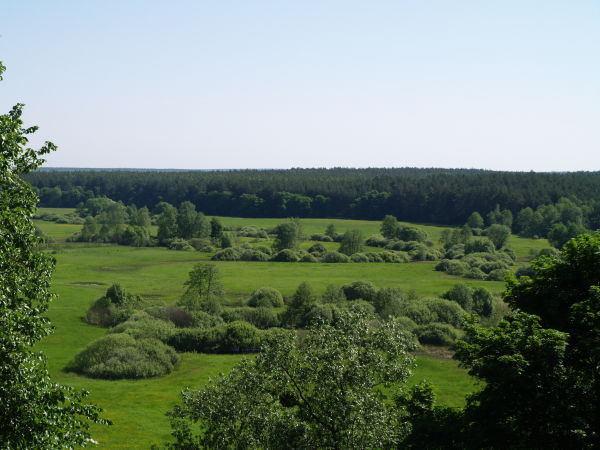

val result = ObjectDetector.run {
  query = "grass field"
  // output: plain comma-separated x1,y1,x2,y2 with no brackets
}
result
32,213,549,448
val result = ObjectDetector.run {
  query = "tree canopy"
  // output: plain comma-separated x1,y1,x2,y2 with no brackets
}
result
0,61,107,447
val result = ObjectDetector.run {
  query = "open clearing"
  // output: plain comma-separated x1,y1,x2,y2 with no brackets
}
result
34,214,549,447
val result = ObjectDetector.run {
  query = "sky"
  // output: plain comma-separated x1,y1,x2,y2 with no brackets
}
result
1,1,599,171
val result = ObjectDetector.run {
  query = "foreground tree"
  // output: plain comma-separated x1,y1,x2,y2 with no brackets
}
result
167,312,417,449
0,62,106,447
449,232,600,449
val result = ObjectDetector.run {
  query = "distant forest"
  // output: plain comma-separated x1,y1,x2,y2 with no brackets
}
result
27,168,600,225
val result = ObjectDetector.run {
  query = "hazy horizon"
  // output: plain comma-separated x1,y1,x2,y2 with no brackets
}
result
2,1,599,171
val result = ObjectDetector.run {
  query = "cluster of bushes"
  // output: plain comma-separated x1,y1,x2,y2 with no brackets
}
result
72,302,181,379
167,321,263,353
210,245,413,264
34,210,84,224
436,249,515,281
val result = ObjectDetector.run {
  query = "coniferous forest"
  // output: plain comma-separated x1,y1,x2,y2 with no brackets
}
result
27,168,600,224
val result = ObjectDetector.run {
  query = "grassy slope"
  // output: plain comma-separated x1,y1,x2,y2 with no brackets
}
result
34,214,549,448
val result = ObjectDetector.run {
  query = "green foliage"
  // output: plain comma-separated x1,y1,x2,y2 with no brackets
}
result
283,282,317,328
464,236,495,254
247,287,284,308
320,250,351,263
178,264,223,314
273,220,301,251
167,322,262,353
484,224,511,249
341,280,377,302
453,233,600,448
166,312,417,449
67,333,179,379
85,284,145,327
414,323,459,346
110,311,175,341
271,248,300,262
0,62,107,447
381,214,399,238
466,211,484,229
338,229,365,255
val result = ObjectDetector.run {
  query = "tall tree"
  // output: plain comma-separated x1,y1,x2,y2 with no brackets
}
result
338,229,365,255
0,61,107,447
167,312,417,449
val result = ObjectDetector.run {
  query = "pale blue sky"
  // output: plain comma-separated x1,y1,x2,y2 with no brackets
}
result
1,1,599,170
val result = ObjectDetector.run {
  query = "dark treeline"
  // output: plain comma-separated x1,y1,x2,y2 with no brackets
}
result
27,168,600,224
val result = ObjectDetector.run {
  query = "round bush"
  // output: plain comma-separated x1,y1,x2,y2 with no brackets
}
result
67,333,179,379
486,268,511,281
399,301,435,325
271,249,300,262
365,234,388,247
110,311,175,341
464,237,496,254
393,316,418,332
413,323,458,346
310,233,333,242
351,253,370,263
212,247,241,261
307,243,327,253
341,280,377,302
320,251,350,263
421,298,466,327
300,253,319,263
364,252,384,263
169,238,195,251
248,287,284,308
464,267,487,280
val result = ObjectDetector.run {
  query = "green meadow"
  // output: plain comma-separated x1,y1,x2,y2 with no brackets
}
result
33,214,549,448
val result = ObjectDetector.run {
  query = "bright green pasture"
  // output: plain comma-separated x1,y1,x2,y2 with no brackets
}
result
32,216,548,448
37,206,77,215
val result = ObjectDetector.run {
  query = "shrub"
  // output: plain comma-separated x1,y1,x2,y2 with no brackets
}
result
67,333,179,379
365,234,388,247
465,267,487,280
248,287,284,308
399,301,435,325
464,237,496,254
421,298,466,327
444,244,465,259
110,311,175,342
271,249,300,262
221,307,280,329
341,280,377,302
381,250,410,263
413,323,458,346
392,316,418,332
320,251,350,263
442,284,474,312
307,243,327,254
168,322,262,353
238,226,268,238
299,253,319,263
189,238,215,252
445,260,468,276
85,284,144,327
343,300,376,315
239,249,271,261
309,233,333,242
373,287,406,319
350,253,370,263
486,268,511,281
254,246,273,256
169,238,195,251
190,310,225,329
472,287,494,317
212,247,241,261
364,252,384,263
304,304,339,325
